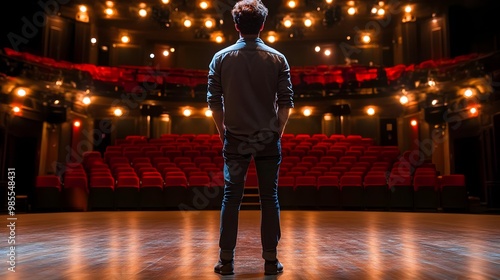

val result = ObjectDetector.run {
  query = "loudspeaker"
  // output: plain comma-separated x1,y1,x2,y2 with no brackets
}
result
46,105,67,124
141,104,163,117
424,105,448,124
330,104,351,116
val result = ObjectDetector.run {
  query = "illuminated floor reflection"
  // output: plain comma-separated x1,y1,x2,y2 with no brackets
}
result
0,211,499,279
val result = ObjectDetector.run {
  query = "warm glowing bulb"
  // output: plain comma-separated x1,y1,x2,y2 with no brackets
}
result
304,18,312,27
150,53,155,58
82,96,91,105
469,107,477,114
284,19,292,28
121,35,130,43
303,108,312,116
314,46,321,52
215,36,224,43
170,48,176,52
377,8,385,16
105,1,114,7
183,109,192,117
79,5,87,13
267,35,276,43
405,5,412,13
410,120,418,126
138,9,147,17
163,50,169,56
464,89,474,97
431,99,438,106
324,114,332,121
348,7,356,15
362,35,371,43
74,121,81,127
324,49,331,56
114,108,123,117
326,0,333,3
184,19,192,27
105,8,114,16
288,1,296,8
399,95,409,105
12,107,20,113
367,107,375,115
371,7,378,14
205,19,214,28
205,109,212,117
200,1,208,9
16,88,27,97
91,38,97,44
161,0,169,4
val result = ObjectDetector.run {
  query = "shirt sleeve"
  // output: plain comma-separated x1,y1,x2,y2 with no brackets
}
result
277,56,294,109
207,55,224,111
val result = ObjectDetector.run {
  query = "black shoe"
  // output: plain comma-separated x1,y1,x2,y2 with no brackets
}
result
264,260,283,275
214,259,234,275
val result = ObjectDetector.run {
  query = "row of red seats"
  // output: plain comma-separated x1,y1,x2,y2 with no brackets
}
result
2,47,483,95
276,173,466,210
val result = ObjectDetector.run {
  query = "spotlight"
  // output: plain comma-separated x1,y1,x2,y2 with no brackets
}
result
400,95,409,105
183,108,192,117
366,107,375,116
114,108,123,117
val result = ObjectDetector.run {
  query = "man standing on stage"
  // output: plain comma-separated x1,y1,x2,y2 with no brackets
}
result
207,0,294,276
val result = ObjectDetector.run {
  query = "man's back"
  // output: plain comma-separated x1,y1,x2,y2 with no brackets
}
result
207,37,293,137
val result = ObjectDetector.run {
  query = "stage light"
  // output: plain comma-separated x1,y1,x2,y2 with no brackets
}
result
362,35,371,44
163,50,169,56
324,49,331,56
139,9,147,17
15,88,27,97
114,108,123,117
411,119,417,126
400,95,409,105
366,107,375,115
82,96,91,105
183,108,192,117
314,46,321,52
304,18,313,27
464,88,474,98
73,121,81,127
105,8,114,16
303,108,312,116
267,33,277,43
200,1,208,9
121,35,130,43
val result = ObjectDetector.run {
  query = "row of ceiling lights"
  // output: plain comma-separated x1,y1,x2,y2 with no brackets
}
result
76,0,419,45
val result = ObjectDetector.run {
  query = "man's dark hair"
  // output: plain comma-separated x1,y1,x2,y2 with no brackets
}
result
232,0,268,35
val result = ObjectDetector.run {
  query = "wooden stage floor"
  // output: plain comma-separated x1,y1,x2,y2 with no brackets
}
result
1,210,499,280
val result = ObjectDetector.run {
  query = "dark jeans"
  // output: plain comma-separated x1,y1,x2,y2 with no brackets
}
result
218,130,282,262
